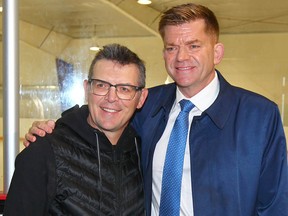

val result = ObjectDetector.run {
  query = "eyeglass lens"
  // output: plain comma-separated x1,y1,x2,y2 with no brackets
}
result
90,79,139,100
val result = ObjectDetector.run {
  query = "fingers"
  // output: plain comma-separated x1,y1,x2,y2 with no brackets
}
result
23,140,30,147
23,133,36,147
23,120,56,148
31,120,55,134
47,120,56,130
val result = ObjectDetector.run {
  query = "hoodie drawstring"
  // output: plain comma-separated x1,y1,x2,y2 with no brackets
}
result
95,132,103,211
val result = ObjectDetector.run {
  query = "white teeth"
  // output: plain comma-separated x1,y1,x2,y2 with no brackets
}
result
177,67,190,70
103,108,117,113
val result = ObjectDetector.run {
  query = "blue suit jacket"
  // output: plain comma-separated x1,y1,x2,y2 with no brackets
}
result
132,71,288,216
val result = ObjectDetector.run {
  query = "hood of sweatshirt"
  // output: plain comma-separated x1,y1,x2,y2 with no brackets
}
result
55,104,140,153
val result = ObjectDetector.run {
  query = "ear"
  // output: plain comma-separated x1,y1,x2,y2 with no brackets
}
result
83,79,89,101
136,88,148,109
214,42,224,65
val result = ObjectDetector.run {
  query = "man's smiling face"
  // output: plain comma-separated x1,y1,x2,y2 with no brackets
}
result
84,59,147,140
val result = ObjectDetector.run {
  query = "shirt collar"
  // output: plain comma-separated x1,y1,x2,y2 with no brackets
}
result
174,71,220,112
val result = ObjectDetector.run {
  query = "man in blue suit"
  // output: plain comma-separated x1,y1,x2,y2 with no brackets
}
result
24,3,288,216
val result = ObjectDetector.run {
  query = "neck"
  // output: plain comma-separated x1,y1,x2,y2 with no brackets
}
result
86,116,123,145
104,131,122,145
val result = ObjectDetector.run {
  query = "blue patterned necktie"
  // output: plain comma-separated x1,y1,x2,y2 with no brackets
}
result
159,99,194,216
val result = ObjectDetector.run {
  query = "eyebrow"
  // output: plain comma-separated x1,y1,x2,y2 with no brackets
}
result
165,39,201,46
185,39,201,45
90,78,137,87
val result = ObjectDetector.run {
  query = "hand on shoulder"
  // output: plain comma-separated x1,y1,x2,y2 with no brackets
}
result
23,120,55,147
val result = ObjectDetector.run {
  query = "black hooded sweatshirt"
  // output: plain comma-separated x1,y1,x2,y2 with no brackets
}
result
4,105,145,216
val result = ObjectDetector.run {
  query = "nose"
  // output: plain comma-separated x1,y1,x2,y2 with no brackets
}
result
104,86,119,102
177,47,189,61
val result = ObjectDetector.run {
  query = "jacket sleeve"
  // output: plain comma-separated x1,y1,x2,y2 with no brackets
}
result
257,106,288,215
4,137,55,216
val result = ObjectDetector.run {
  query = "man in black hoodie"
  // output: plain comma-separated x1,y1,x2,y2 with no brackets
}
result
4,43,148,215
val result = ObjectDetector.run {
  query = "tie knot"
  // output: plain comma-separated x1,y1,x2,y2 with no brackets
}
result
179,99,194,112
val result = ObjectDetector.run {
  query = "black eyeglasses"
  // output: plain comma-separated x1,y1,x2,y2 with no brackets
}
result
88,78,144,100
